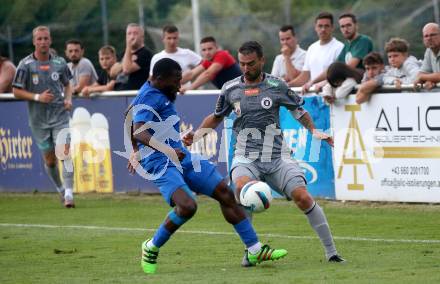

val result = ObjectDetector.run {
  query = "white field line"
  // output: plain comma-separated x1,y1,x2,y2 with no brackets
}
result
1,223,440,244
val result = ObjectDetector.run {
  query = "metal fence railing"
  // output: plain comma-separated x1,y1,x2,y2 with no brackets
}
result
1,84,437,101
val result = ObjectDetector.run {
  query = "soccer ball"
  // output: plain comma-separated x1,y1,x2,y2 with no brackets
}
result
239,181,273,213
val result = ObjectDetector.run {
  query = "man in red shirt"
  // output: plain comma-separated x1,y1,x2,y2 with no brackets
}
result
180,36,242,93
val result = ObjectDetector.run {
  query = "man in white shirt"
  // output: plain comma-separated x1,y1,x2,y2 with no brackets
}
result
271,25,306,82
288,12,343,90
149,25,201,86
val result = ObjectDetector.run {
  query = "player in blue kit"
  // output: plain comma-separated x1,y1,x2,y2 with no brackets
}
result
126,58,287,274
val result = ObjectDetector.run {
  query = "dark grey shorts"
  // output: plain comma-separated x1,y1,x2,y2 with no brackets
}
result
30,123,70,153
230,157,306,200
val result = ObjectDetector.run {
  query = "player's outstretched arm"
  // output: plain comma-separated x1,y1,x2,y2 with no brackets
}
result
297,112,334,147
182,113,223,146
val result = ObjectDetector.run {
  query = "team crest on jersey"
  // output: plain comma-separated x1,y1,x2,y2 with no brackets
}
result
233,101,241,116
261,97,272,109
244,88,259,96
51,72,59,81
32,74,39,85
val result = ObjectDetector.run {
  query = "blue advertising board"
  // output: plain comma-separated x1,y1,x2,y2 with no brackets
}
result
1,94,334,198
0,94,222,193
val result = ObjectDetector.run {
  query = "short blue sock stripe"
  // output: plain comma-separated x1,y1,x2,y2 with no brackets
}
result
152,223,172,248
168,210,189,226
233,218,259,248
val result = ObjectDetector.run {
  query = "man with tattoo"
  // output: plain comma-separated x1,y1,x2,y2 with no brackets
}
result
183,41,345,266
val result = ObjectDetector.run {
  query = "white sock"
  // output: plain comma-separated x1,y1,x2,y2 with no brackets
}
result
248,242,262,255
64,188,73,200
146,239,159,251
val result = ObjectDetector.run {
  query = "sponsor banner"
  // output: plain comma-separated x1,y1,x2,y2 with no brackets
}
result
280,96,335,198
0,101,52,191
332,93,440,202
0,94,222,193
225,95,335,199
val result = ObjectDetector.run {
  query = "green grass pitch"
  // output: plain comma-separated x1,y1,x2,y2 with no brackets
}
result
0,193,439,283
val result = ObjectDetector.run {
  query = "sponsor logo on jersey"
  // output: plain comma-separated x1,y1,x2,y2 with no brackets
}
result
267,79,279,87
51,72,59,81
244,88,260,96
233,101,241,116
15,70,26,85
261,97,273,109
32,74,39,85
287,89,304,105
287,89,297,96
39,65,50,71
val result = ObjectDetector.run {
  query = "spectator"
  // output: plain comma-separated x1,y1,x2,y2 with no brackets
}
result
356,52,385,104
65,39,98,95
322,62,363,104
336,13,373,70
383,37,420,88
116,23,152,91
179,36,241,93
0,53,16,93
414,23,440,90
271,25,306,82
149,25,202,86
289,12,343,91
82,45,120,96
303,13,373,94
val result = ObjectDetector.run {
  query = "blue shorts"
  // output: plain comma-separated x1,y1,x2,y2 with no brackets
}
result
149,152,224,207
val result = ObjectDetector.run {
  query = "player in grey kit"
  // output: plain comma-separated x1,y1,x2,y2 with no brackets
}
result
183,41,345,265
12,26,75,207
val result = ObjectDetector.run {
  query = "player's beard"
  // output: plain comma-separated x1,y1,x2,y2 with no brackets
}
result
162,86,177,102
245,70,262,82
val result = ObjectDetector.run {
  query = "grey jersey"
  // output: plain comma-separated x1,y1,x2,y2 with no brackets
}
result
214,73,305,161
13,53,72,129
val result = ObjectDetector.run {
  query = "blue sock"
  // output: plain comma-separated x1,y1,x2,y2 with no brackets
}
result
152,223,171,248
151,210,190,248
233,218,259,247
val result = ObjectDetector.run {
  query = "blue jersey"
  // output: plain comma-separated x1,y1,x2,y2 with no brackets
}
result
131,82,188,172
131,82,223,205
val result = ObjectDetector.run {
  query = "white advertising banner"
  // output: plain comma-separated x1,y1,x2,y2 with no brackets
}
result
332,92,440,202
